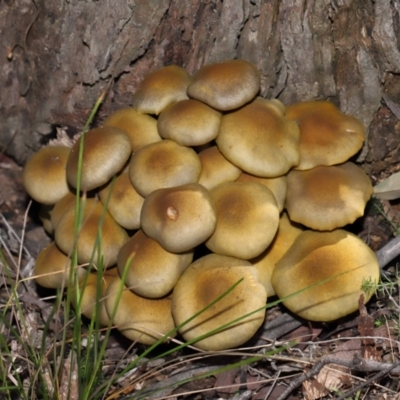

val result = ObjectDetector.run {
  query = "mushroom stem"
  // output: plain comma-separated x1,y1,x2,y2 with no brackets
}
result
376,234,400,269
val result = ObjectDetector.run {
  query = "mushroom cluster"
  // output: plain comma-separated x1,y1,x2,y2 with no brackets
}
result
25,59,380,351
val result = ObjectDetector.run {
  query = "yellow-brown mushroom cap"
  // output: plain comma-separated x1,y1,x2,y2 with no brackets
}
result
187,59,261,111
205,181,280,259
129,139,202,197
141,183,217,253
105,276,176,345
286,101,366,170
171,254,267,351
216,97,300,177
285,162,374,231
271,230,380,321
23,146,71,205
117,230,193,298
157,99,221,146
66,127,132,192
132,65,191,115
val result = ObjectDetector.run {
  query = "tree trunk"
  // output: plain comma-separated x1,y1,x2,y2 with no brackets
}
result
1,0,399,178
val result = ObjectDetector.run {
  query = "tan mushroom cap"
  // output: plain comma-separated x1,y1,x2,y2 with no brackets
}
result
271,230,380,321
105,275,176,345
236,172,287,213
286,101,366,170
99,171,144,230
129,139,202,197
205,181,280,259
55,199,129,267
39,204,54,235
216,97,300,177
250,212,303,296
187,59,261,111
117,230,193,298
157,99,221,146
103,107,162,152
198,146,242,191
171,254,267,351
50,192,78,230
72,268,118,326
285,162,374,231
34,242,86,289
23,146,71,205
66,127,132,192
141,183,217,253
132,65,191,115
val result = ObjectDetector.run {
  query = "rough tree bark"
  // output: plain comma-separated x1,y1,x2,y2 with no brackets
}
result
1,0,399,179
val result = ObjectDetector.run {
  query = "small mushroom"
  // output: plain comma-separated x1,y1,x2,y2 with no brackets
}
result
171,253,267,351
187,59,261,111
141,183,217,253
271,230,380,321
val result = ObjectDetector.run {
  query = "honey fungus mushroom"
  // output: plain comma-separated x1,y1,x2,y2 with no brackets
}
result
271,230,380,321
172,254,267,351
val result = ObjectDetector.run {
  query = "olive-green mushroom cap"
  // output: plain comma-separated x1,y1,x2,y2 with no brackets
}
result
132,65,191,115
286,101,365,170
23,146,71,205
187,59,261,111
103,107,162,152
172,254,267,351
141,183,217,253
271,230,380,321
157,99,221,146
206,181,280,259
216,98,300,177
105,276,176,345
129,139,202,197
285,162,374,231
117,230,193,298
66,127,132,191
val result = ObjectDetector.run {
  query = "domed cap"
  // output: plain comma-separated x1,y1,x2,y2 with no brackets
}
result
55,199,129,267
23,146,71,205
157,99,221,146
117,230,193,298
105,275,176,345
99,171,144,230
271,230,380,321
198,146,242,191
141,183,217,253
132,65,191,115
103,107,162,152
66,127,132,192
34,242,86,289
205,181,280,259
216,98,300,177
285,162,374,231
129,139,201,197
187,59,261,111
171,253,267,351
286,101,365,170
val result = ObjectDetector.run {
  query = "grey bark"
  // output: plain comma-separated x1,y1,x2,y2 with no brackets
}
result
1,0,399,174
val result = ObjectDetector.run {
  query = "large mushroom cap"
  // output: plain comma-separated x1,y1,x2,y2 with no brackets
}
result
129,139,202,197
105,276,176,345
171,254,267,351
271,230,380,321
286,101,365,170
187,59,261,111
103,107,162,152
23,146,71,205
117,230,193,298
66,127,132,192
285,162,374,231
141,183,217,253
216,97,300,177
205,181,280,259
132,65,191,115
157,99,221,146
